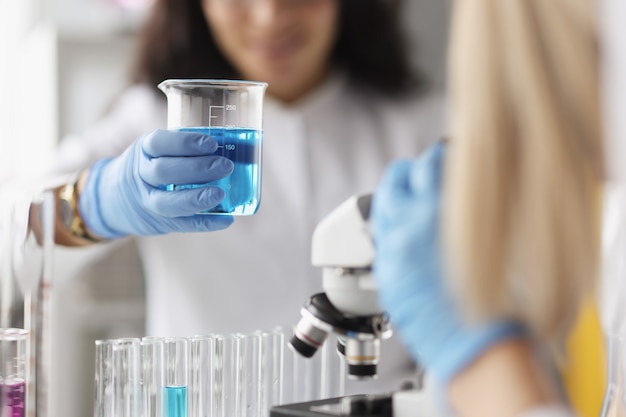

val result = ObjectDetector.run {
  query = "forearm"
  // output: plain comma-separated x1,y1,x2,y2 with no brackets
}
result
448,339,568,417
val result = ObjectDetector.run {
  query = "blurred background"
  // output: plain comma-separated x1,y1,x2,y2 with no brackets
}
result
0,1,450,417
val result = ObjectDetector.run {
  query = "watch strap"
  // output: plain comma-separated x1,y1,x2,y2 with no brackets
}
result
58,178,105,243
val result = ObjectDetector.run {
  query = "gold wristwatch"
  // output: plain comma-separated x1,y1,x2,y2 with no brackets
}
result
58,179,102,243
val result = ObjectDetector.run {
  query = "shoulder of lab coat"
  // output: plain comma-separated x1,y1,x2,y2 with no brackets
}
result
375,87,448,156
350,75,448,154
47,83,166,175
265,70,447,155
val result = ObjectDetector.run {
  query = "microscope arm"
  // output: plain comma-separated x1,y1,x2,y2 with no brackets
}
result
311,194,382,316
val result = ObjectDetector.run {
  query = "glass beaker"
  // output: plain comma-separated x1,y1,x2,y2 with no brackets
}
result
157,79,268,216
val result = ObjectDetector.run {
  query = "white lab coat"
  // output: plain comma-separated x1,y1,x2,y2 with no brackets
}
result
50,72,447,394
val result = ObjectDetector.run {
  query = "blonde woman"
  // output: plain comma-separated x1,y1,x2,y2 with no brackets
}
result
372,0,602,416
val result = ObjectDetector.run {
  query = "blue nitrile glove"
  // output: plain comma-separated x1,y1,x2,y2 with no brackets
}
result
372,141,524,386
78,129,235,238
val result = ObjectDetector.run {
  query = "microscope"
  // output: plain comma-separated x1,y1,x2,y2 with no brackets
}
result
289,194,391,379
271,195,439,417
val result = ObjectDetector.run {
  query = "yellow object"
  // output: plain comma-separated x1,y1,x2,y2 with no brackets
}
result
560,300,606,417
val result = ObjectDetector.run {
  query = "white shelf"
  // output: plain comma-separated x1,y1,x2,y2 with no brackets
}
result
52,0,149,41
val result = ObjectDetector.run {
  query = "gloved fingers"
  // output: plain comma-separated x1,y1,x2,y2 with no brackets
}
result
372,159,414,227
376,159,414,201
159,214,235,234
372,143,447,286
141,129,220,157
140,155,234,187
376,141,445,203
373,142,446,229
408,140,445,195
144,186,227,217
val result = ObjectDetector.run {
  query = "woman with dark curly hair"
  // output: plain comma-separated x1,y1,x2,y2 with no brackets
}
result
48,0,445,393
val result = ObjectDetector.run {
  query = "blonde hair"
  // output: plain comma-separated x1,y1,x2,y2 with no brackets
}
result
444,0,603,340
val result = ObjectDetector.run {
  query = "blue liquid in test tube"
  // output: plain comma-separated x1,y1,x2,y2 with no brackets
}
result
165,386,188,417
164,338,189,417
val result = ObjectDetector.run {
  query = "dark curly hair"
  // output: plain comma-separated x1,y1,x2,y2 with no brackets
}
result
130,0,423,97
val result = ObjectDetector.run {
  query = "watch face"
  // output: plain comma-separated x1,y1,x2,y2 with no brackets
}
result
59,196,74,229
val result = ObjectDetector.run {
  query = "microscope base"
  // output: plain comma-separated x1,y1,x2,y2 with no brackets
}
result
270,390,442,417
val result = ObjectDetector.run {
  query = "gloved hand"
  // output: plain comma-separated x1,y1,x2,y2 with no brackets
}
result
372,141,524,385
78,129,235,238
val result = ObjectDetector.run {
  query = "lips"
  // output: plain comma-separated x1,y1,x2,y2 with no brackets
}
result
249,36,304,60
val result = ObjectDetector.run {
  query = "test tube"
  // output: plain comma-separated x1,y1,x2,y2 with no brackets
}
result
282,326,315,404
213,334,241,417
141,337,164,417
94,340,116,417
257,329,285,413
164,338,189,417
1,328,28,417
281,326,343,404
189,335,214,417
113,338,141,417
238,333,262,417
319,333,345,399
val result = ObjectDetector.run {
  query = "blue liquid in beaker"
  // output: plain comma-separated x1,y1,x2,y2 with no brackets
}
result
165,386,187,417
165,127,262,216
1,380,25,417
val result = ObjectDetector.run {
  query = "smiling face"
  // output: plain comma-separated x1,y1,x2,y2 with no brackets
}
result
202,0,340,103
